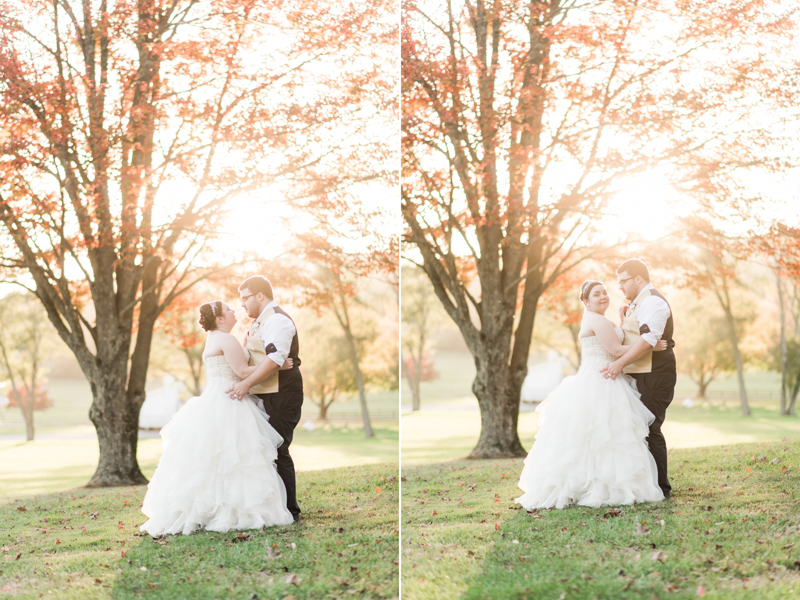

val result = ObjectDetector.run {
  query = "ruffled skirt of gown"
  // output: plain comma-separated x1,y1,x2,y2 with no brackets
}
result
140,357,294,535
516,346,664,509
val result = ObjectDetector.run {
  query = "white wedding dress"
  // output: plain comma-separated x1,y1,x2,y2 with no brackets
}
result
140,354,294,535
516,327,664,509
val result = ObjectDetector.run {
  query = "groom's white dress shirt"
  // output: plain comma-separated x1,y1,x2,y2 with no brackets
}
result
254,300,296,368
628,283,670,348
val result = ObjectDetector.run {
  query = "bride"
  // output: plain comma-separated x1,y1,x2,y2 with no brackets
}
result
140,300,294,535
516,280,666,509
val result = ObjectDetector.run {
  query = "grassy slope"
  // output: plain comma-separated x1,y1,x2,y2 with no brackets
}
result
401,440,800,600
1,463,399,599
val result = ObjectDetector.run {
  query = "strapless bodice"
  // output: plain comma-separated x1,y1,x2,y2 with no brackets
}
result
578,326,624,369
203,355,241,383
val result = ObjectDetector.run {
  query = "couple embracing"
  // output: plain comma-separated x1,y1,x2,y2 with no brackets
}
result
140,276,304,536
517,259,676,509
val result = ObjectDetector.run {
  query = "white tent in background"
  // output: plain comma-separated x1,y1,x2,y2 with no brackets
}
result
139,375,185,430
520,350,570,404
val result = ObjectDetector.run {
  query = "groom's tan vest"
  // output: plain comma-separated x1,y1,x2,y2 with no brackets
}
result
621,288,675,375
245,308,281,394
621,298,652,374
244,305,303,394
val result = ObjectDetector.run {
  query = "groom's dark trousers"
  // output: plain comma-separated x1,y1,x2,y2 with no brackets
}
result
631,372,675,498
255,390,304,520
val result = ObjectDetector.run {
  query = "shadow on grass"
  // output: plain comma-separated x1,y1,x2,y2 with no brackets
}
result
1,463,399,600
109,464,399,600
461,441,800,600
0,464,102,500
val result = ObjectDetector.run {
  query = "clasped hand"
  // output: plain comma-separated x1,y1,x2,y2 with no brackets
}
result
600,360,623,380
225,357,294,400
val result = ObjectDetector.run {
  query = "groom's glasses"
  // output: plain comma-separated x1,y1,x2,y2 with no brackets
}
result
618,276,634,286
240,293,256,303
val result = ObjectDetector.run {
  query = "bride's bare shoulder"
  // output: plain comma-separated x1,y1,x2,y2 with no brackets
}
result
203,330,236,357
580,311,615,336
578,311,598,337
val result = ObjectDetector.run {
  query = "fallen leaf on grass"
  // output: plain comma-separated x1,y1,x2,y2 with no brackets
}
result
603,508,623,518
636,523,650,536
16,507,26,512
770,458,781,465
284,574,299,585
697,586,705,597
651,550,666,562
231,533,251,543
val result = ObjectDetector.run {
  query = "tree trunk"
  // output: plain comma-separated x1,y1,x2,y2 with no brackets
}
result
788,366,800,417
402,360,422,411
22,393,34,442
0,337,35,442
414,339,425,411
86,358,148,487
183,347,203,397
335,295,373,438
731,338,749,416
469,346,526,458
697,375,710,399
318,401,329,422
777,272,788,415
411,374,421,411
716,288,750,416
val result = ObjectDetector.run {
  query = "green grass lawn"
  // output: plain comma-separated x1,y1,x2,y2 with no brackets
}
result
0,462,399,599
401,440,800,600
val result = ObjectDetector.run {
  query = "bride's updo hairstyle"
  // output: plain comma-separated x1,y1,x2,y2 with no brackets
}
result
198,300,224,332
579,280,603,304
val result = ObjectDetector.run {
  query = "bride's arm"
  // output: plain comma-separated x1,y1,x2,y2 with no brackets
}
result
590,315,636,358
219,335,257,379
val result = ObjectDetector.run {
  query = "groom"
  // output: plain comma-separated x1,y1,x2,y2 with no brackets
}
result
600,258,676,499
227,276,304,521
